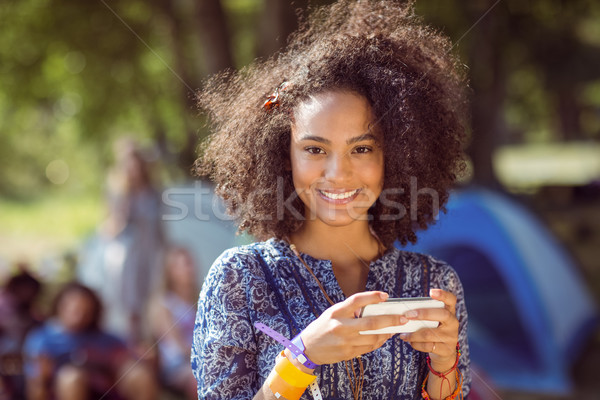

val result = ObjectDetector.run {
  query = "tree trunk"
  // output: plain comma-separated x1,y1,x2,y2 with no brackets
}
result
466,1,506,188
153,0,202,172
195,0,234,74
257,0,308,58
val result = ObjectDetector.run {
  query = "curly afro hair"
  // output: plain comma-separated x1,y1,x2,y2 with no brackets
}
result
195,0,468,248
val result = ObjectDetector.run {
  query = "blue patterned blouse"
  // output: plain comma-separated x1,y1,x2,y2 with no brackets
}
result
191,238,470,399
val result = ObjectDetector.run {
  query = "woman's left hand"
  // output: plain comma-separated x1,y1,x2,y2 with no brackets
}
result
399,288,459,371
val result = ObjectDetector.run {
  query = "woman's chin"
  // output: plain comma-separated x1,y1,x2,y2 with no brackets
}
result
307,209,371,228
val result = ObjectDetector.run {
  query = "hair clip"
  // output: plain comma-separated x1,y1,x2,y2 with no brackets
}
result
263,81,290,111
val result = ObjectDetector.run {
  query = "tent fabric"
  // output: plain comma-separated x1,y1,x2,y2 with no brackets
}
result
401,188,598,393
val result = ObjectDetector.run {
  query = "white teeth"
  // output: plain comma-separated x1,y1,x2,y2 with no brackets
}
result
319,189,359,200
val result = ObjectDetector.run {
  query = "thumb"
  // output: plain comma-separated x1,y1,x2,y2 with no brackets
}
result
335,291,389,318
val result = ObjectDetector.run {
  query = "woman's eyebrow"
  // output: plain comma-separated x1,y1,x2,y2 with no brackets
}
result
298,133,378,144
346,133,378,145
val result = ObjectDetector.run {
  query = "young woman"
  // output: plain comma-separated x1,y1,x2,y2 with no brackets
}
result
192,1,470,399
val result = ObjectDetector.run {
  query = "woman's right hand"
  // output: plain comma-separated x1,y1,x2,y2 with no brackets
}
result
298,291,406,366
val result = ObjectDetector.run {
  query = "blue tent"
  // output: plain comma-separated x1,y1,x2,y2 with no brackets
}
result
402,188,598,394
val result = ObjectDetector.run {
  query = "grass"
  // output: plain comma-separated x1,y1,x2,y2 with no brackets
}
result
0,190,103,267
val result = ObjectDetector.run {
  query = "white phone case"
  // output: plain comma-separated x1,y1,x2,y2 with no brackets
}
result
359,297,444,335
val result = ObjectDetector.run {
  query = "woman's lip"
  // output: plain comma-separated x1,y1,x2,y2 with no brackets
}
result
318,188,357,194
317,188,361,203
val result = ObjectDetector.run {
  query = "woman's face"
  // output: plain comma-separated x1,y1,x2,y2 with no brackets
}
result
290,90,384,228
57,290,96,332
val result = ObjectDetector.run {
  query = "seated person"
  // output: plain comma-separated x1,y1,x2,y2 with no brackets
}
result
0,267,42,399
23,282,157,400
148,247,197,399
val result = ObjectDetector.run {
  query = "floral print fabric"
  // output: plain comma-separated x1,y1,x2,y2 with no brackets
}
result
191,238,470,399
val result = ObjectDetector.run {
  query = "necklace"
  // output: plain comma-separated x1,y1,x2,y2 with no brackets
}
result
288,242,367,400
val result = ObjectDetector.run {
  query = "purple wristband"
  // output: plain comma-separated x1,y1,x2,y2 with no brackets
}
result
254,322,319,369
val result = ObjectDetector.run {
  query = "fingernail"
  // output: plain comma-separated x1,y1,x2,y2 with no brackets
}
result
399,333,408,340
405,310,418,318
380,292,389,301
399,316,408,324
430,289,441,297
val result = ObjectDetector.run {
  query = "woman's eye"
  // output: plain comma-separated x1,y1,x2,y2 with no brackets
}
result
305,146,324,155
354,146,372,154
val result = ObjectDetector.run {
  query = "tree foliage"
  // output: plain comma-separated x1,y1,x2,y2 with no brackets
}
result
1,0,599,199
417,0,600,185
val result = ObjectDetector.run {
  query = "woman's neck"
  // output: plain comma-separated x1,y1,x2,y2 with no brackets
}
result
289,220,382,265
289,221,383,297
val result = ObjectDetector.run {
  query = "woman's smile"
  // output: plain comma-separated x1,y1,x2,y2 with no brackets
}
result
317,188,361,202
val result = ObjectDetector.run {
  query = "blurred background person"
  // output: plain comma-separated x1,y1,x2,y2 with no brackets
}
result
148,247,197,400
0,266,42,400
79,138,165,345
23,282,157,400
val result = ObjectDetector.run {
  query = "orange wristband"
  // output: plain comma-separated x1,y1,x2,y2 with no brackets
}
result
266,368,306,400
275,351,317,387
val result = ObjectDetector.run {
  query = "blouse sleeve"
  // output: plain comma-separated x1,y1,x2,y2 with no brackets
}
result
191,249,260,400
429,258,472,398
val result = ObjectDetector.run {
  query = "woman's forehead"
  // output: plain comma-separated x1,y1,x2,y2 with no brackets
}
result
296,90,369,111
292,90,377,135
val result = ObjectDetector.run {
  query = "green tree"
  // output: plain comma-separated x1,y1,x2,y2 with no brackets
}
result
1,0,599,199
418,0,600,186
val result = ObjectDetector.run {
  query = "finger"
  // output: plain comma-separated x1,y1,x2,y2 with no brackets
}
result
350,333,394,347
404,308,455,324
399,329,454,347
406,341,437,355
351,335,394,358
333,291,389,317
351,314,407,333
430,288,456,314
331,334,393,360
405,338,457,358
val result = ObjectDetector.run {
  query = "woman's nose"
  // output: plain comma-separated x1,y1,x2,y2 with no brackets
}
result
324,153,352,181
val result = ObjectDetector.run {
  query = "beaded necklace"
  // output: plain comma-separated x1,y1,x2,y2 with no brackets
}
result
288,239,385,400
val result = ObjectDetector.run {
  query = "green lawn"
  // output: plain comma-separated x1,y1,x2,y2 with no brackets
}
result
0,192,103,266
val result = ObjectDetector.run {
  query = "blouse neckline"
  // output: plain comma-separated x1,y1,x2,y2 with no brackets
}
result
266,237,401,301
269,237,398,265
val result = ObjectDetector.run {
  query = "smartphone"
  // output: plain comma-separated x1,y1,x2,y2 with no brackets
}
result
358,297,444,335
